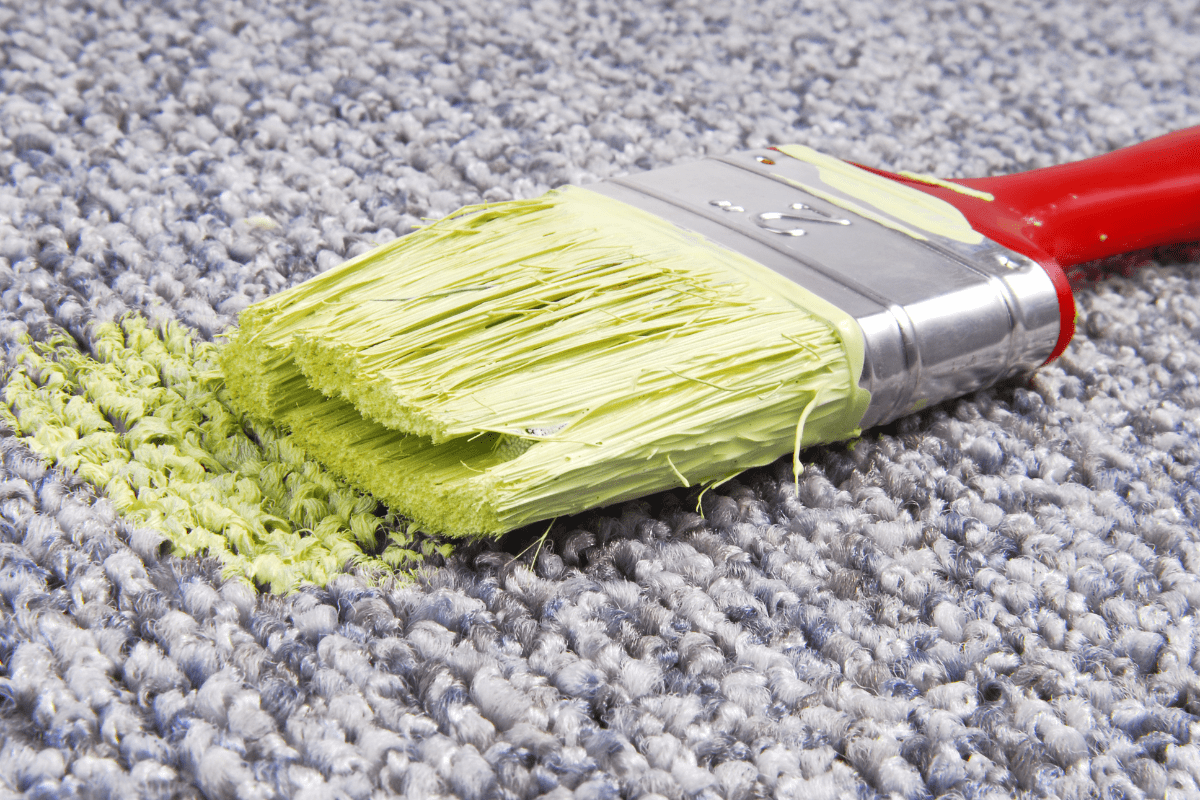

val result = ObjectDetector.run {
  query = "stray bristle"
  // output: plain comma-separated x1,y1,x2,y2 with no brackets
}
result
221,187,870,536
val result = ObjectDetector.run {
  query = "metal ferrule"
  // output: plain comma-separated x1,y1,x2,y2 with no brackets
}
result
586,149,1062,430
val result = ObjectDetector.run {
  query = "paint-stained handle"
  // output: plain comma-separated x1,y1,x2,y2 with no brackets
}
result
953,126,1200,268
861,125,1200,361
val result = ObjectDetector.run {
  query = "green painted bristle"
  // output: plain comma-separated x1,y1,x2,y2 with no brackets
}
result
221,187,871,537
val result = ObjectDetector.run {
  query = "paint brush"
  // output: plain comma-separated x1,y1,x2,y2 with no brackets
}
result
221,126,1200,537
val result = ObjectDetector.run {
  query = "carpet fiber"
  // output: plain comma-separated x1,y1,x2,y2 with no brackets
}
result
1,0,1200,798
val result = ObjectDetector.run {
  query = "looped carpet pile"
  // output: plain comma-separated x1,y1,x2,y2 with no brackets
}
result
0,0,1199,798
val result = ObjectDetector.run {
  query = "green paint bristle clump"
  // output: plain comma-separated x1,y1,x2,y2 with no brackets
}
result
3,318,446,592
221,187,871,537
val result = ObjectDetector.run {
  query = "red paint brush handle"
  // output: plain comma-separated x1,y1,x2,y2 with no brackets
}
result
864,125,1200,361
953,125,1200,268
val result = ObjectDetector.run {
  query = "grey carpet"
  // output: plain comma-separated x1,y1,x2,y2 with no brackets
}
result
1,0,1199,798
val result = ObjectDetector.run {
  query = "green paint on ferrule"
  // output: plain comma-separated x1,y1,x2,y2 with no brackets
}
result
221,186,871,536
3,317,448,593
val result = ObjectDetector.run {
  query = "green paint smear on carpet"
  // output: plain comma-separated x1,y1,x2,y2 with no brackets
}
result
2,317,448,593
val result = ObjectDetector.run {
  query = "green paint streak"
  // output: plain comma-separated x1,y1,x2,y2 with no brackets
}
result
774,144,985,245
3,318,448,593
221,187,871,536
897,171,996,202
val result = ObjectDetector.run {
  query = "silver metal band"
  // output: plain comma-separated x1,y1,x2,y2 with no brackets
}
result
585,149,1062,430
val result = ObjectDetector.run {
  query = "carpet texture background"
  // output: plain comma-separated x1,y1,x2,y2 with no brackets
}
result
1,0,1200,798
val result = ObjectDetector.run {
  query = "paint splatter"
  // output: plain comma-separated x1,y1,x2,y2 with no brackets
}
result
3,317,449,593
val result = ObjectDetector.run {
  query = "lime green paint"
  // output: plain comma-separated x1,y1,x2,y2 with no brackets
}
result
775,145,985,245
3,318,444,593
222,186,871,536
897,171,996,202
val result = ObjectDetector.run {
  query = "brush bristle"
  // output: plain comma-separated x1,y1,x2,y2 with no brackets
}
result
221,187,870,536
